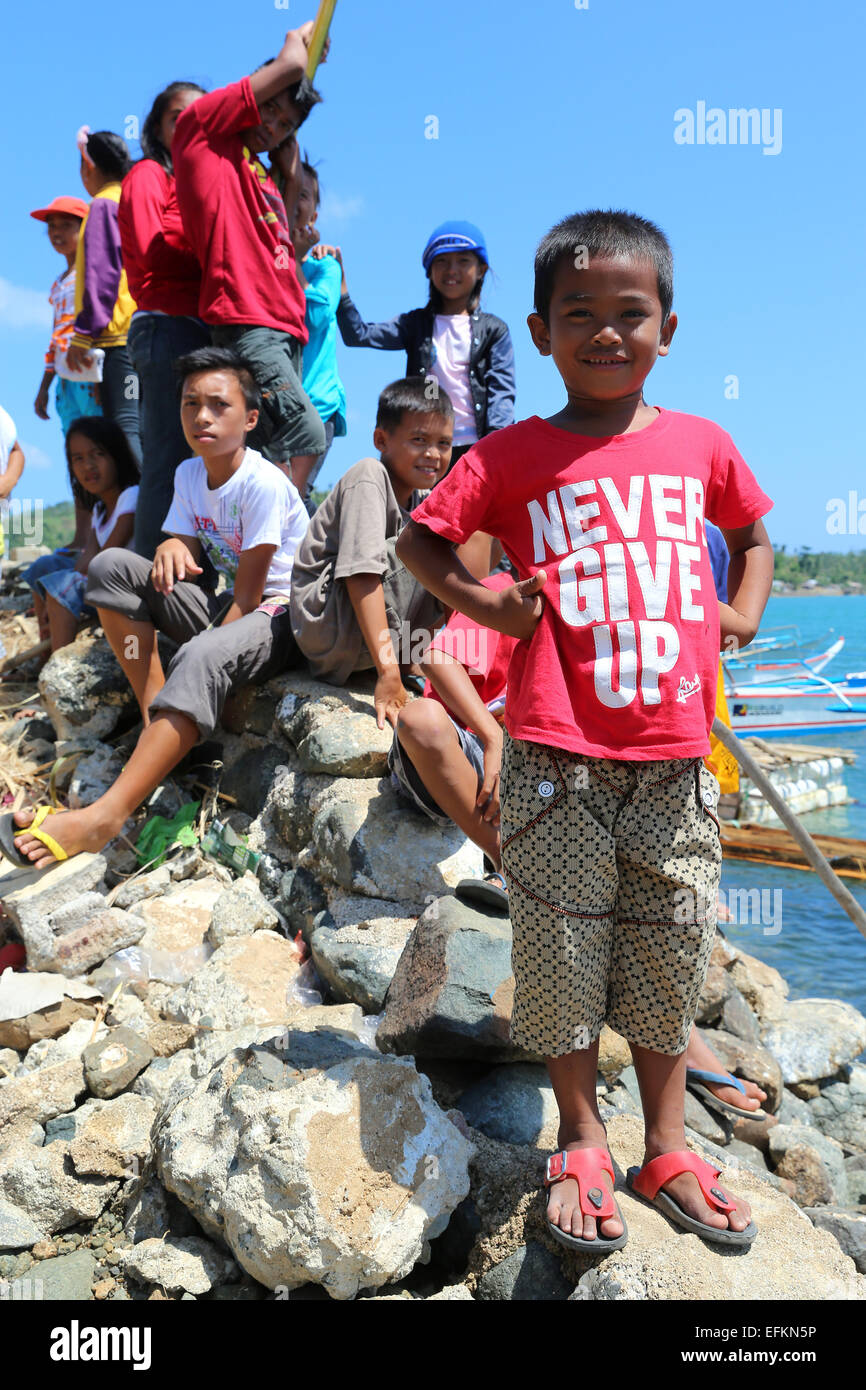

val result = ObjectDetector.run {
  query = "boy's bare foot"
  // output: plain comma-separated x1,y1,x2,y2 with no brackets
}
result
546,1124,624,1242
12,803,119,870
686,1027,768,1112
642,1136,753,1235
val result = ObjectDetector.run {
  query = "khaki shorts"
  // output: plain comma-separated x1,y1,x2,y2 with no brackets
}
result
500,733,723,1058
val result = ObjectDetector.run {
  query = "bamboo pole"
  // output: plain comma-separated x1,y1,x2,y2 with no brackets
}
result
712,717,866,939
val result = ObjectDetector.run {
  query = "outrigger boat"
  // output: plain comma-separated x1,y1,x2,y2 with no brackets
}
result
725,669,866,736
722,634,844,684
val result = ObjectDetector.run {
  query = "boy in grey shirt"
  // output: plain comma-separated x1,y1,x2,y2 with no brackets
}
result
291,377,451,727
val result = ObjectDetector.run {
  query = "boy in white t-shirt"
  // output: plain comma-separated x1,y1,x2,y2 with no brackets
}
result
0,405,26,559
11,348,308,869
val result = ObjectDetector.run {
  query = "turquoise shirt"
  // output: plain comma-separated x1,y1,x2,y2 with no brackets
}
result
302,254,347,436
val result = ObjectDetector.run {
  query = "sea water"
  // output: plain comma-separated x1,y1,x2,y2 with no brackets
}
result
720,595,866,1016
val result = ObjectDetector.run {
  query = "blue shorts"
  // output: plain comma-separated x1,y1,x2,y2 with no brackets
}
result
35,565,95,620
388,709,486,827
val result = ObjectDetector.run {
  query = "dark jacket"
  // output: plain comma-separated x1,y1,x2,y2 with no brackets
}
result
336,295,515,436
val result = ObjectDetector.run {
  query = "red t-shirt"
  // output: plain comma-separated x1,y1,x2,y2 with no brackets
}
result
411,410,773,761
172,79,307,339
424,572,517,729
118,160,201,317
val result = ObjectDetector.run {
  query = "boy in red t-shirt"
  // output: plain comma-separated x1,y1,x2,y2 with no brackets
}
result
389,570,517,909
173,22,327,487
398,210,774,1254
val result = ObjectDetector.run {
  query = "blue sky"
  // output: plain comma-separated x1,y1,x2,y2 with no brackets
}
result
2,0,864,552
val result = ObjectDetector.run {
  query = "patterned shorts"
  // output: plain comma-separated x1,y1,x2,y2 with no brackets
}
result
500,734,722,1059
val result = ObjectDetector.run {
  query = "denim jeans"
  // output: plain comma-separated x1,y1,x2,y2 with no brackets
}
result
101,343,142,466
127,313,210,560
211,324,325,462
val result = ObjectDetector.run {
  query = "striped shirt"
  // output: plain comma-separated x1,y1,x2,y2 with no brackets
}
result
45,268,77,371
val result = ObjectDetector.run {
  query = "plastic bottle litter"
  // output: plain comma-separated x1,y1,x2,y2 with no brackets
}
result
286,958,324,1008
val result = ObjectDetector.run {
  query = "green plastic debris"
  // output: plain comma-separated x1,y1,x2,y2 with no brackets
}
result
201,818,261,876
135,801,201,868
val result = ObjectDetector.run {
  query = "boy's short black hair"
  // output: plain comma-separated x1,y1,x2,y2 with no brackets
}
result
534,210,674,324
174,347,262,412
254,64,323,126
85,131,132,181
376,377,455,432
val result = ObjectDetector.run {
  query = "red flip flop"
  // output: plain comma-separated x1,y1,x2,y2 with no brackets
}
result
543,1146,628,1252
626,1151,758,1247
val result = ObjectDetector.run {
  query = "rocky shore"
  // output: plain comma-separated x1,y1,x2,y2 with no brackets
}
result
0,625,865,1302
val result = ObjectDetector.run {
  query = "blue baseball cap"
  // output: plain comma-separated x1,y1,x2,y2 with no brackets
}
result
422,221,488,272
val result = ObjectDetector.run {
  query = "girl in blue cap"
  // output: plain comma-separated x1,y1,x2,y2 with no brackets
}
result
321,220,515,468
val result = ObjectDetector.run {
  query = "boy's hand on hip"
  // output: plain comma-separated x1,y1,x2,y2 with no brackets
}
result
375,668,408,730
493,571,547,639
152,539,203,595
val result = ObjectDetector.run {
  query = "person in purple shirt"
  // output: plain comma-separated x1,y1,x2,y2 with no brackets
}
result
706,520,730,603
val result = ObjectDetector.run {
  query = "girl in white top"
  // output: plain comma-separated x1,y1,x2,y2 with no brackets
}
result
25,416,139,655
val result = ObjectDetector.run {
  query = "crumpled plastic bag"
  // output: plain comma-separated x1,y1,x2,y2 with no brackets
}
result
135,801,200,868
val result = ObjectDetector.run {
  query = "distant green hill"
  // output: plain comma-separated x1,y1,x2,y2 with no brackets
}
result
6,500,76,552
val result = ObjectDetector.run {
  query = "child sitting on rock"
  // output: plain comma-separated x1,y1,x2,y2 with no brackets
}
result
9,347,308,870
389,566,517,911
289,377,450,729
23,416,139,657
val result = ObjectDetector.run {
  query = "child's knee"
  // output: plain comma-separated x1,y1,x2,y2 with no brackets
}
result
396,698,450,751
86,547,125,587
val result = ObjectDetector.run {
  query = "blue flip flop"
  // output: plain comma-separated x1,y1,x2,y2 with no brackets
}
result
686,1067,768,1122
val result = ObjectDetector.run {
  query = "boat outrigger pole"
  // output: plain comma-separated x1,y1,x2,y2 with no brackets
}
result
711,717,866,941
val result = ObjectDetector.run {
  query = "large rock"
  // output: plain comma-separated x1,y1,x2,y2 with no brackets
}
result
299,777,483,910
457,1064,558,1146
164,931,301,1032
155,1038,474,1299
207,874,280,948
46,907,146,977
117,1235,239,1295
37,632,136,739
283,694,393,778
378,897,536,1063
477,1241,571,1301
0,1196,46,1250
136,876,225,959
310,893,416,1013
0,855,108,970
807,1079,866,1152
728,947,789,1024
761,1000,866,1084
67,742,126,808
565,1114,865,1300
265,761,331,856
768,1123,849,1205
0,1056,86,1135
0,1133,118,1233
28,1250,98,1301
67,1093,158,1179
804,1208,866,1274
